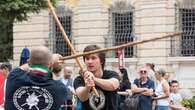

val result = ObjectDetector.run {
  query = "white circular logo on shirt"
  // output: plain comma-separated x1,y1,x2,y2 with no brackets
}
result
89,89,105,110
13,86,53,110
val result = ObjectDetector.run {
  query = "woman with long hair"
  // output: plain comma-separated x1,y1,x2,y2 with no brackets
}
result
153,69,170,110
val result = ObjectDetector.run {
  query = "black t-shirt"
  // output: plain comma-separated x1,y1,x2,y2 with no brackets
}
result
5,68,67,110
74,70,119,110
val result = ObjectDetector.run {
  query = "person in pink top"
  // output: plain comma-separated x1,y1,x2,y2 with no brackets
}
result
0,70,5,107
0,64,10,109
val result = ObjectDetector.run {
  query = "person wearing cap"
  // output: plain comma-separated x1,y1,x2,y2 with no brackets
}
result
153,68,170,110
5,46,68,110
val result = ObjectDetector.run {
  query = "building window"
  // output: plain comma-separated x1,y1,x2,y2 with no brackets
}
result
107,1,135,58
180,8,195,56
50,6,72,56
172,1,195,57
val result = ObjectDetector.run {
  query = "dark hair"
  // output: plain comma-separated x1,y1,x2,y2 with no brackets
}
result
83,45,106,70
170,80,179,86
146,63,155,71
0,63,12,71
119,68,131,91
120,68,129,81
52,65,62,74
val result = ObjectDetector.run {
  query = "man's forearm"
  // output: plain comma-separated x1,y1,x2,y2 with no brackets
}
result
132,87,147,93
94,78,119,91
76,86,91,102
155,94,169,100
142,89,153,96
170,103,185,110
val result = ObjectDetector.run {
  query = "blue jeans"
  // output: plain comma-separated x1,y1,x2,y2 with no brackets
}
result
156,106,169,110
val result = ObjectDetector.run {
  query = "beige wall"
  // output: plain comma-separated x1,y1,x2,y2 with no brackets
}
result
13,0,195,92
13,10,50,66
73,0,108,51
12,0,180,72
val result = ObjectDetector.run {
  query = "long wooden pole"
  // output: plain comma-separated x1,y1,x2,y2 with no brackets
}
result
46,0,99,97
61,32,181,60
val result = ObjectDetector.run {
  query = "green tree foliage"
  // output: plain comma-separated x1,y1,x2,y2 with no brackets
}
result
0,0,57,22
181,98,195,109
0,19,13,62
0,0,57,62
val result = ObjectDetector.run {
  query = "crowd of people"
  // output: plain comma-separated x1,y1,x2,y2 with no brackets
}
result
0,45,192,110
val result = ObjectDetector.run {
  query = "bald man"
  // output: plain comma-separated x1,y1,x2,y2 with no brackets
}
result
63,67,73,79
61,67,75,110
5,46,68,110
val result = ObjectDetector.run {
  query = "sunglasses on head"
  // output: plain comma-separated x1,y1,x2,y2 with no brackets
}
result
140,70,147,74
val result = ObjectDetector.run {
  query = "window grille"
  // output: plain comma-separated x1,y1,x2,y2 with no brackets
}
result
171,1,195,57
180,8,195,56
50,6,72,56
107,1,135,58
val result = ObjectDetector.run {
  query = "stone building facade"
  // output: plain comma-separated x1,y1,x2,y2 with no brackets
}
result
13,0,195,92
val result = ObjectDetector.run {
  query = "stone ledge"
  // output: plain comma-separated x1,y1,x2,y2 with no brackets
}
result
106,58,138,64
168,57,195,63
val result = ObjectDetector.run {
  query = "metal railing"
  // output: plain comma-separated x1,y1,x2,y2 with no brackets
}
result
106,1,136,58
49,6,72,56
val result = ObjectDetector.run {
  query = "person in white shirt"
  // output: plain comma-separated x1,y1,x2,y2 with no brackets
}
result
153,68,170,110
61,67,75,93
169,80,186,110
61,67,75,110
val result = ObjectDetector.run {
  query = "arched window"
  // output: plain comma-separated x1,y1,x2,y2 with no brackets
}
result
174,0,195,56
107,1,135,58
50,6,72,56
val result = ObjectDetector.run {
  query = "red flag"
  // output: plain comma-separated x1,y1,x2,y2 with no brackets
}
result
117,49,124,69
